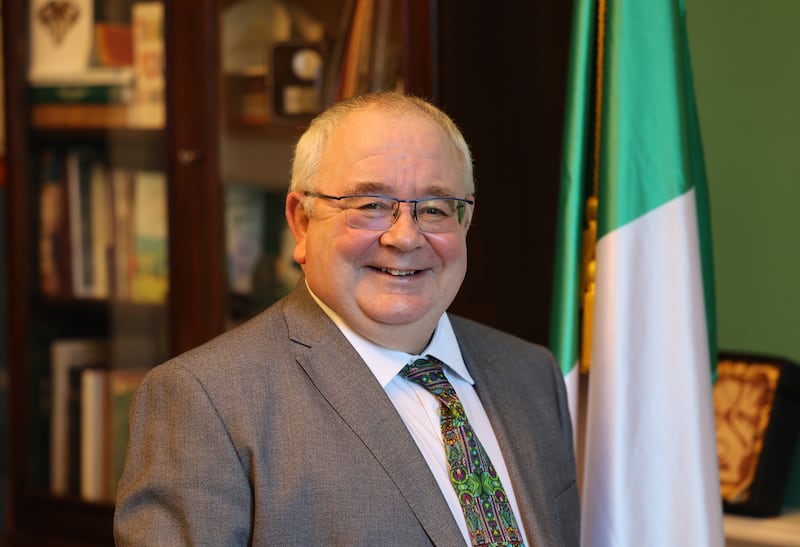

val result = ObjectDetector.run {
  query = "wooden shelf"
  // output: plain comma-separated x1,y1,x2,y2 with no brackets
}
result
724,510,800,547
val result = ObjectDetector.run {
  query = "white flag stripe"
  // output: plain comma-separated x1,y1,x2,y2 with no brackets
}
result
581,188,723,546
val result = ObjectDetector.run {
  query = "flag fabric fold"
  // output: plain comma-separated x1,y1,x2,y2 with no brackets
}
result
549,0,724,545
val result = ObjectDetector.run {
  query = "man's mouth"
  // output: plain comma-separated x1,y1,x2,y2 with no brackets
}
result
377,267,419,277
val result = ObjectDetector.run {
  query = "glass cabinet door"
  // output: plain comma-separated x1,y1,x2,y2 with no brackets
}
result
4,1,433,543
29,0,168,496
218,0,406,328
7,0,168,541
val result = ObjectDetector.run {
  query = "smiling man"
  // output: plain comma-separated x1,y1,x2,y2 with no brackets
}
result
114,92,579,547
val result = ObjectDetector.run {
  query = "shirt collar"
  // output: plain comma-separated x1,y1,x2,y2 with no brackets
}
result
307,283,474,387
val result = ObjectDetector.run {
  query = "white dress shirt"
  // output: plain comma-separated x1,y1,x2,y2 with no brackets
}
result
309,289,529,546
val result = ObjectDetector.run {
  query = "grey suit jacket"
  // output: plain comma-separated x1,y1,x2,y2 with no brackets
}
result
114,285,580,546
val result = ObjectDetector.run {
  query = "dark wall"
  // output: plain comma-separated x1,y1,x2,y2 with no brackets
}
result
437,2,573,346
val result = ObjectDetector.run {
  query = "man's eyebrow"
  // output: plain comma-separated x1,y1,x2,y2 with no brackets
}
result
344,182,460,197
345,181,388,195
425,185,459,198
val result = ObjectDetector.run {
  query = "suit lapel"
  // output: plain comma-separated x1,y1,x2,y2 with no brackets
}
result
453,321,563,547
282,287,464,546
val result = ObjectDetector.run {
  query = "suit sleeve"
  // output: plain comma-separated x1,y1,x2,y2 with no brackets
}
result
113,362,252,546
544,349,581,547
547,349,576,460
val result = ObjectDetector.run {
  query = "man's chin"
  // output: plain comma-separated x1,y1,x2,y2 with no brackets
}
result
358,295,438,325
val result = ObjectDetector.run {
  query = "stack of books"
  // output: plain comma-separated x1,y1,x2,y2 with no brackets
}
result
28,1,164,129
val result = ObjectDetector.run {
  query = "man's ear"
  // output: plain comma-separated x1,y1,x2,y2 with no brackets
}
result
285,191,309,265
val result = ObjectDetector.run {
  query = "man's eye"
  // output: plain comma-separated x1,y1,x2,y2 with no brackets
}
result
358,201,393,211
419,202,452,217
349,198,394,213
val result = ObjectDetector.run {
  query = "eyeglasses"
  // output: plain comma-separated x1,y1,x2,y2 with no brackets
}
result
304,192,474,233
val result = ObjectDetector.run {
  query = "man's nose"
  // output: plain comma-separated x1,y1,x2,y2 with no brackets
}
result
381,202,426,247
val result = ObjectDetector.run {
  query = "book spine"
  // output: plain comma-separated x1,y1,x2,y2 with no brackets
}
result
32,104,131,129
38,148,73,298
111,168,135,301
80,367,110,502
29,85,133,105
130,2,165,128
131,170,169,303
49,338,110,497
67,149,97,298
89,162,112,299
67,365,84,495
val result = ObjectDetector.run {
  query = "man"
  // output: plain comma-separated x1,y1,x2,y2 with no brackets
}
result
114,92,579,546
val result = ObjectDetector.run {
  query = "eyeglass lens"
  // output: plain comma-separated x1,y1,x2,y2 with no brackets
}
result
341,196,468,233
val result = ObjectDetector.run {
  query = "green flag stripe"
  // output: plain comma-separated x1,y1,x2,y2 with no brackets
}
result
549,0,597,375
597,0,695,236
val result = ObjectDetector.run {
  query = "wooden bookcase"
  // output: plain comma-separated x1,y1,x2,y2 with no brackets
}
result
3,0,434,544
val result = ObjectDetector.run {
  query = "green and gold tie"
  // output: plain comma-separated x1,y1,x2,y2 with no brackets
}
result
400,355,525,547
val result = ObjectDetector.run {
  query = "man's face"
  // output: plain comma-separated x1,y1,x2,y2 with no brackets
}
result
286,107,472,352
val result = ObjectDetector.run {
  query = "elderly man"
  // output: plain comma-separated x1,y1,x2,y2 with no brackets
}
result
114,92,579,546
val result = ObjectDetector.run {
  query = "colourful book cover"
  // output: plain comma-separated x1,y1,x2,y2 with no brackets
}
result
130,170,168,303
130,2,165,128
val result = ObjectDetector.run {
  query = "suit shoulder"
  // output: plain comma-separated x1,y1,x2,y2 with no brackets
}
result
155,299,292,378
448,314,553,358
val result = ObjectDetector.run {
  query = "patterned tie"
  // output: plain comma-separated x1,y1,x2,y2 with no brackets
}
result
400,355,525,547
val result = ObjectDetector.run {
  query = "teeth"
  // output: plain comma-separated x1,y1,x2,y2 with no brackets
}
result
381,268,416,276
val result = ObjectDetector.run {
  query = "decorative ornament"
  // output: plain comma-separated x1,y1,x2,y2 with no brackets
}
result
37,0,81,45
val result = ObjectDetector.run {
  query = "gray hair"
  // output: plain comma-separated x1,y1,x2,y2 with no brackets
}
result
289,92,475,196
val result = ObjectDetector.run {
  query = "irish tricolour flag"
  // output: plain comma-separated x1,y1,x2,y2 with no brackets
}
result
549,0,724,545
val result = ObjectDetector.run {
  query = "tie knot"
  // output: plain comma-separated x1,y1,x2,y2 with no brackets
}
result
401,355,445,380
400,355,457,403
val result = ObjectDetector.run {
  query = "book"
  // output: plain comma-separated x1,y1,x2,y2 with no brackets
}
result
130,2,165,128
38,148,72,297
29,84,133,105
108,368,148,499
63,150,115,299
29,0,94,79
66,148,96,298
130,170,168,303
28,66,136,109
320,0,357,107
28,67,135,130
80,367,110,502
337,0,375,100
50,338,109,497
90,161,112,299
368,0,402,92
66,149,112,299
32,103,131,129
110,168,135,300
29,66,135,87
94,22,134,67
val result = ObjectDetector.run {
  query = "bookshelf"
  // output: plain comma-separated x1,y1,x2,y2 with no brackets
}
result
3,0,434,544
